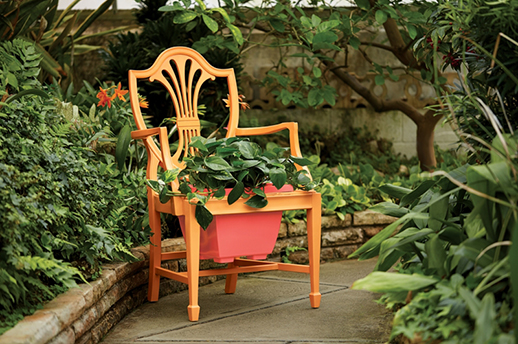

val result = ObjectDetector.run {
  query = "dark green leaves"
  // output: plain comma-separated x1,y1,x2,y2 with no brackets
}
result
245,195,268,208
228,181,244,204
115,124,132,170
205,156,231,170
269,168,286,189
354,0,370,10
195,205,213,230
151,137,316,229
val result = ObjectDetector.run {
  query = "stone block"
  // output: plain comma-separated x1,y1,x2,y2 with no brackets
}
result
127,269,149,291
287,250,309,264
322,228,363,247
162,237,186,252
321,248,335,261
47,327,74,344
72,307,98,339
132,245,150,260
101,269,117,288
77,284,95,309
362,226,385,238
90,294,135,344
272,237,308,255
287,221,307,237
95,283,122,318
321,214,352,229
159,279,188,297
41,289,86,329
89,269,117,303
278,222,287,238
333,245,361,259
75,332,92,344
0,312,61,344
131,250,146,261
161,260,179,272
353,210,397,226
103,260,145,281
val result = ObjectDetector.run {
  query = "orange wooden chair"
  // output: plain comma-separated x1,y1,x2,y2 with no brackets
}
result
128,47,321,321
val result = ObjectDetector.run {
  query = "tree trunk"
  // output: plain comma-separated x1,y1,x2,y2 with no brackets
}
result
415,109,442,171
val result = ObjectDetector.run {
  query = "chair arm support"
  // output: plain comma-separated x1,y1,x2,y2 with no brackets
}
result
131,127,176,174
234,123,306,172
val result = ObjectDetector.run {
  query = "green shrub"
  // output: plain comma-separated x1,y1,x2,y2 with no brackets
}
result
0,39,150,332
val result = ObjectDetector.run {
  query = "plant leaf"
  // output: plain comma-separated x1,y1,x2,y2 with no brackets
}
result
228,181,244,205
115,124,132,170
202,14,218,33
195,205,213,230
174,11,197,24
375,10,388,24
352,272,438,293
204,156,231,170
245,195,268,208
269,167,287,189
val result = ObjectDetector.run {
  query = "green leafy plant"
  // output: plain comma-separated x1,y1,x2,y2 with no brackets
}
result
349,1,518,340
148,136,317,229
281,246,307,264
0,0,129,87
0,39,150,332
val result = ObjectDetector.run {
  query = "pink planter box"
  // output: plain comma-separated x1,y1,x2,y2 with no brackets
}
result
179,184,293,263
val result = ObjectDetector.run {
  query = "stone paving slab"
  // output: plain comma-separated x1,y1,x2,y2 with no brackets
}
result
102,259,392,344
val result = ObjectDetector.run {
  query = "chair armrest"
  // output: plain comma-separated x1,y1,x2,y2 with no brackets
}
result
131,127,176,174
234,122,307,172
131,127,161,140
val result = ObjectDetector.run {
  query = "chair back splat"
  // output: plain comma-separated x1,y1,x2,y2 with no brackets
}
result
129,47,321,322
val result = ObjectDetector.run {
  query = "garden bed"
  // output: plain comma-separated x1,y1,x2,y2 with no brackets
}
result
0,211,395,344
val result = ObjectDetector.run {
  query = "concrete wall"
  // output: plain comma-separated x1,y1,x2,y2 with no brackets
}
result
241,108,458,158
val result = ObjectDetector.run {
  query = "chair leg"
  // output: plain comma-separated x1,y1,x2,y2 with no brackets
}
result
185,205,201,321
224,261,238,294
307,193,322,308
148,198,161,302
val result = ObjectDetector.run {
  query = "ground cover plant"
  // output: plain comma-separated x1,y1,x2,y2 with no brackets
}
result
0,39,150,335
350,0,518,342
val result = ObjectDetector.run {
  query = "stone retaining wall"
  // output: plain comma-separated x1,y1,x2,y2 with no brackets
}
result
0,210,395,344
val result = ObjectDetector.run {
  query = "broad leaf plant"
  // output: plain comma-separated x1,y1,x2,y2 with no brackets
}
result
148,136,316,229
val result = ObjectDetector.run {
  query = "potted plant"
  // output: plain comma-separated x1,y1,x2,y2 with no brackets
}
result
147,136,317,262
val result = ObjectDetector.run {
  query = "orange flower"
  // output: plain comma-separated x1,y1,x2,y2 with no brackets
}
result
96,87,114,108
113,82,128,101
138,94,149,108
222,94,249,111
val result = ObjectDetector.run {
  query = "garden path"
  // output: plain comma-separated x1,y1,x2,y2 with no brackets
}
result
101,258,392,344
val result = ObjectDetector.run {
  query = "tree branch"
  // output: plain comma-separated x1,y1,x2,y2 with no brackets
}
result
360,41,396,53
319,54,424,125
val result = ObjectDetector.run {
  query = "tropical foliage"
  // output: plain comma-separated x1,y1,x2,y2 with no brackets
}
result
0,39,150,335
350,0,518,342
0,0,127,87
